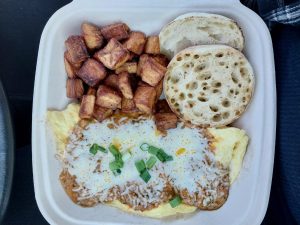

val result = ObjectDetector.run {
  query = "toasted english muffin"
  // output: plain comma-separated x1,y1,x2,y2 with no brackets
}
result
164,45,254,127
159,13,244,59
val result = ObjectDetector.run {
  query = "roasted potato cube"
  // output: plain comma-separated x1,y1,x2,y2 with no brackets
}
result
87,87,96,96
96,85,122,109
140,56,167,86
121,97,141,116
123,31,146,55
137,54,148,76
77,59,107,87
65,36,89,64
154,80,163,101
79,95,96,119
144,36,160,54
64,51,82,69
93,105,113,122
133,86,156,114
152,54,169,67
81,22,104,50
154,113,178,131
64,52,77,79
121,97,136,112
115,62,137,74
155,99,172,113
100,23,130,41
118,72,133,99
104,74,119,90
66,79,84,98
94,38,130,70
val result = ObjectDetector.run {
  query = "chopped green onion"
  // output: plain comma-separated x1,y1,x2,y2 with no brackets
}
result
98,146,107,153
148,146,160,155
89,144,99,155
109,160,123,171
140,169,151,183
135,160,146,174
146,156,157,169
112,169,121,176
140,143,150,151
89,143,107,155
169,196,182,208
122,151,132,162
109,144,119,156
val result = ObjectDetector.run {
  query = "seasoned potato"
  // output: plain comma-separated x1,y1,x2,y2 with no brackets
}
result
137,54,148,76
152,54,169,67
104,74,119,90
94,38,130,70
101,23,130,41
133,85,156,114
144,36,160,54
155,99,172,113
81,22,104,50
154,80,163,101
154,113,178,131
64,52,77,79
66,79,84,98
79,95,96,119
87,87,96,96
140,55,167,86
64,51,82,70
96,85,122,109
65,36,89,64
118,72,133,99
77,59,107,87
123,31,146,55
93,105,113,122
115,62,137,74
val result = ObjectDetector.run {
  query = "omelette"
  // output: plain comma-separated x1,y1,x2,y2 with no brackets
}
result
47,103,249,218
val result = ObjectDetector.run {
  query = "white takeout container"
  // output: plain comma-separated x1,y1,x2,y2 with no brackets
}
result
32,0,276,224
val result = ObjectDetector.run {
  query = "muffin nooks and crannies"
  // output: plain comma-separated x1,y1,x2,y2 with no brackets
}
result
164,45,254,127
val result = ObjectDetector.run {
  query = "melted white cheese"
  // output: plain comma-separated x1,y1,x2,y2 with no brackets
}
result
64,118,226,208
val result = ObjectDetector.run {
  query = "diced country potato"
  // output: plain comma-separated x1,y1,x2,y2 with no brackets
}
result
139,56,167,86
104,74,119,90
155,99,172,113
154,79,163,101
65,36,89,64
123,31,146,55
144,36,160,54
87,87,96,96
96,85,122,109
79,95,96,119
115,62,137,74
154,113,178,131
118,72,133,99
93,105,113,122
100,23,130,41
137,54,148,76
81,22,104,50
121,97,140,115
94,38,130,70
77,59,107,87
66,79,84,98
64,52,77,78
152,54,169,67
133,85,156,114
64,51,82,70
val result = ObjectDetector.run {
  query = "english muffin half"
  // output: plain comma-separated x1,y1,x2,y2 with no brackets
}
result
164,45,254,127
159,13,244,59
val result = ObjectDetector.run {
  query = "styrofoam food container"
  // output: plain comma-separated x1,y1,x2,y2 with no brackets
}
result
32,0,276,224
